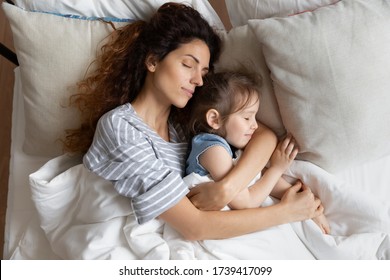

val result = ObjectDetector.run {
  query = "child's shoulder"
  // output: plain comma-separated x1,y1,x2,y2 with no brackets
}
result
192,133,227,145
192,133,233,156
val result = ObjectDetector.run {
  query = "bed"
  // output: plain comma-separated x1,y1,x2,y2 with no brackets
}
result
2,0,390,260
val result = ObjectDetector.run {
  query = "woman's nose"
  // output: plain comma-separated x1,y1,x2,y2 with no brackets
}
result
191,70,203,86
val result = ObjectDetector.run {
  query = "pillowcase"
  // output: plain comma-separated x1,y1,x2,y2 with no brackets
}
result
3,3,129,156
225,0,338,27
248,0,390,172
13,0,225,31
215,26,285,137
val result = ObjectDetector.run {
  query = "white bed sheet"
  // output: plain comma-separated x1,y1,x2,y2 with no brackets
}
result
4,67,390,259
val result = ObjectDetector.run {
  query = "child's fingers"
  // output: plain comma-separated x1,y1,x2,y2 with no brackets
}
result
281,134,292,149
286,138,298,156
286,141,295,153
290,147,298,160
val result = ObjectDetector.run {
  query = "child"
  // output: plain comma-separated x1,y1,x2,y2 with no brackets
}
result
184,71,330,234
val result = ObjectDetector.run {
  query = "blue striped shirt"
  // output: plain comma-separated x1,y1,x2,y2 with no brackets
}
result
84,103,189,224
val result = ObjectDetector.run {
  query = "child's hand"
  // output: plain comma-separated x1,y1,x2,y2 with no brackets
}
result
269,134,298,173
312,214,331,234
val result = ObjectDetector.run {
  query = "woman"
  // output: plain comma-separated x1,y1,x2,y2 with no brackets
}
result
64,2,323,240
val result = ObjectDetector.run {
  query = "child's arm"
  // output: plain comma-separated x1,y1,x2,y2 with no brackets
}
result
270,174,293,199
198,145,235,182
199,145,262,209
188,123,277,210
271,178,331,234
228,167,286,209
196,138,330,233
201,135,297,210
200,144,282,209
228,135,298,209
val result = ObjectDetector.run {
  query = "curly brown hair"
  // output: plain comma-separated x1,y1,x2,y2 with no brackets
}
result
63,2,221,154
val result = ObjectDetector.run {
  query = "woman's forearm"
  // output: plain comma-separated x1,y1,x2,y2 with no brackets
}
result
161,197,290,240
196,204,290,240
165,182,323,241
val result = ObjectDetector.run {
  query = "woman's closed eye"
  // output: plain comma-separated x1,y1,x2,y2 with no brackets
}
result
182,58,195,69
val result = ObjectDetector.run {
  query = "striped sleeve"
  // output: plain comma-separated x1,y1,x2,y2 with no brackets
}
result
84,109,189,224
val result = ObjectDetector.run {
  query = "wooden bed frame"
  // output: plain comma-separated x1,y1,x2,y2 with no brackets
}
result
0,0,16,259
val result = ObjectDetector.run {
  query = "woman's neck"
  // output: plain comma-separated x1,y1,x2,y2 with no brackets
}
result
131,93,171,141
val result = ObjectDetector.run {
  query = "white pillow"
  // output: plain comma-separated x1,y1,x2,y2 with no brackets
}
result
225,0,338,27
248,0,390,172
13,0,225,31
215,26,285,137
3,3,129,156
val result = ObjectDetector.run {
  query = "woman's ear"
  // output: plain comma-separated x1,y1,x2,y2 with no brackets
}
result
145,55,157,72
206,109,221,130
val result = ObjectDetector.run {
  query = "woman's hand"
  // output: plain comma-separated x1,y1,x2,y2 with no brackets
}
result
187,180,231,210
269,134,298,173
280,181,324,221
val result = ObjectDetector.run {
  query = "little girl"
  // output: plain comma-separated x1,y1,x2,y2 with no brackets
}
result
184,71,330,234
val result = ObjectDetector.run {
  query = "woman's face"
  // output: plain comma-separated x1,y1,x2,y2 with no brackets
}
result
224,94,259,149
147,39,211,108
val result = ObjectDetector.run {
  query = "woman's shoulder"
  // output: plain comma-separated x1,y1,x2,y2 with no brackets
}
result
100,103,132,120
97,103,146,139
98,103,138,128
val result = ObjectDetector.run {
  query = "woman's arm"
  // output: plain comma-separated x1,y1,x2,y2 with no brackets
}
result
161,181,323,240
188,123,277,210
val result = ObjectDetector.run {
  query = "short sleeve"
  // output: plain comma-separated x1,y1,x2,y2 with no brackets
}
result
186,133,233,176
84,106,189,224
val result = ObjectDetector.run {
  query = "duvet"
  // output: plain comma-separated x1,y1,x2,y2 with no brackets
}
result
29,154,390,259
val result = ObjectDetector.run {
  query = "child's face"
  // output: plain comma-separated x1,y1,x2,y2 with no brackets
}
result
224,94,259,149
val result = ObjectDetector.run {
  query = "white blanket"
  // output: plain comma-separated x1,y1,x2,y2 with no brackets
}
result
29,154,390,259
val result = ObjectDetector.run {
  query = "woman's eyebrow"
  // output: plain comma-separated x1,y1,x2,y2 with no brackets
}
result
184,54,209,71
184,54,200,63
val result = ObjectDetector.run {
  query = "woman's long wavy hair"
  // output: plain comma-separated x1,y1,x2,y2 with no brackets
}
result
63,2,221,154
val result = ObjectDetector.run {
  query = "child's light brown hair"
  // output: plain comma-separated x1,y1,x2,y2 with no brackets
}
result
185,71,261,138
